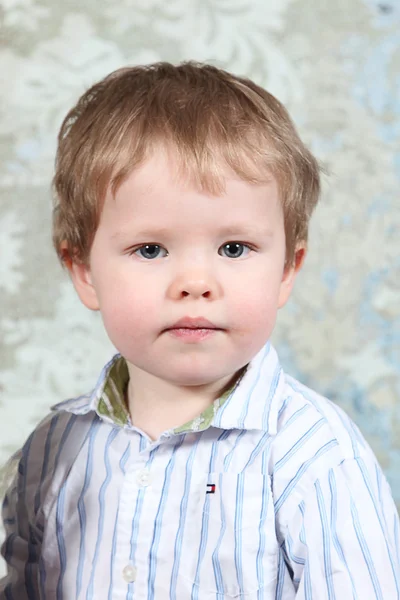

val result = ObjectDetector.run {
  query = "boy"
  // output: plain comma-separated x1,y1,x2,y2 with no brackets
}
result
1,61,399,599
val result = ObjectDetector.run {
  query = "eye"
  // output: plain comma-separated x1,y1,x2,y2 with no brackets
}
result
219,242,251,259
133,244,168,259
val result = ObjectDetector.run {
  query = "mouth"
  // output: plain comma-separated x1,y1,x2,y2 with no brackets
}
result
163,317,224,341
165,328,221,342
165,317,221,331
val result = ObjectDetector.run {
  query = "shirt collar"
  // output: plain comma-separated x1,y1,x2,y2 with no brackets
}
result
210,343,284,435
52,342,283,436
52,354,131,427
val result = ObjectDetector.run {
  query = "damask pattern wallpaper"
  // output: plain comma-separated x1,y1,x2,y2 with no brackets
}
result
0,0,399,575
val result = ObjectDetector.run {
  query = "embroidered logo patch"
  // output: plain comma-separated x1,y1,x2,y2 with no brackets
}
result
206,483,216,494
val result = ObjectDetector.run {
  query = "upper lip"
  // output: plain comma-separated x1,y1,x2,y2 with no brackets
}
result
166,317,220,330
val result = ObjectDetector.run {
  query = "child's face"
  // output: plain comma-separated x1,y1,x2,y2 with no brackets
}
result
71,150,302,388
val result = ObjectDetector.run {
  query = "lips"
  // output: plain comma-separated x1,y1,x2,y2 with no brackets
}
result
166,317,220,331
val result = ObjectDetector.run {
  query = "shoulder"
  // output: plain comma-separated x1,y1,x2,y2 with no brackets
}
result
270,373,380,514
22,407,97,470
5,408,99,520
276,373,368,460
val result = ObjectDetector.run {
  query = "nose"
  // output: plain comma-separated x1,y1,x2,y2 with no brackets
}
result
167,268,222,300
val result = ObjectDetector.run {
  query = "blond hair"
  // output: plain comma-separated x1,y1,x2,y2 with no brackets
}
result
53,61,321,266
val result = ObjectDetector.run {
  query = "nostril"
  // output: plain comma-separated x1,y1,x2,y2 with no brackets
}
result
180,290,211,298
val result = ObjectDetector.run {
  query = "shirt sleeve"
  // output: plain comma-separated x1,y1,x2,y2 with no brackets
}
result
282,455,400,599
0,451,41,599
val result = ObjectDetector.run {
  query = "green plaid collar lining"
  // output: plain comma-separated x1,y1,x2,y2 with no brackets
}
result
95,355,240,435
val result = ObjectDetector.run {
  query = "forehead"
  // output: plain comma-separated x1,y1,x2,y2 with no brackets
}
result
104,150,282,230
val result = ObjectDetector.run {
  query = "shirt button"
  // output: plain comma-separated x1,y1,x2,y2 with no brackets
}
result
122,564,137,583
136,468,152,487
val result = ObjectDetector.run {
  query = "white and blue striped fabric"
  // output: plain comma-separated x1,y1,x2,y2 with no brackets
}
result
1,342,399,599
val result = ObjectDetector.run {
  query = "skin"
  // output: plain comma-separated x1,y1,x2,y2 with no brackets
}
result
65,150,305,440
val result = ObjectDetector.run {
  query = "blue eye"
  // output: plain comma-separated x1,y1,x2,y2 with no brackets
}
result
131,242,252,259
134,245,167,259
219,242,251,258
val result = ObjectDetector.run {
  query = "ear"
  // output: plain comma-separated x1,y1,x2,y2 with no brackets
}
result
60,242,100,311
278,243,306,309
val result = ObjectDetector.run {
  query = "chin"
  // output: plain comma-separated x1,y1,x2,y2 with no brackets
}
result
172,375,218,387
166,369,225,387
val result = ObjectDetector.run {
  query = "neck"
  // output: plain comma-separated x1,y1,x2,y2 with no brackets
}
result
126,367,244,441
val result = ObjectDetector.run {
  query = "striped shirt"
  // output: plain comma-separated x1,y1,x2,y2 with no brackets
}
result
1,342,399,599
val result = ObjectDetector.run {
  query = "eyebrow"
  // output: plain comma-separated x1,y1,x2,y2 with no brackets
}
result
111,228,169,240
112,225,273,240
215,225,274,238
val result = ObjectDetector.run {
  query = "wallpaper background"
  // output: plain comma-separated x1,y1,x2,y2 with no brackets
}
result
1,0,399,575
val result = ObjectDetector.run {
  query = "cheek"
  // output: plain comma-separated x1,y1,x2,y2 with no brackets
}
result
229,270,281,305
94,273,160,340
228,272,281,329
